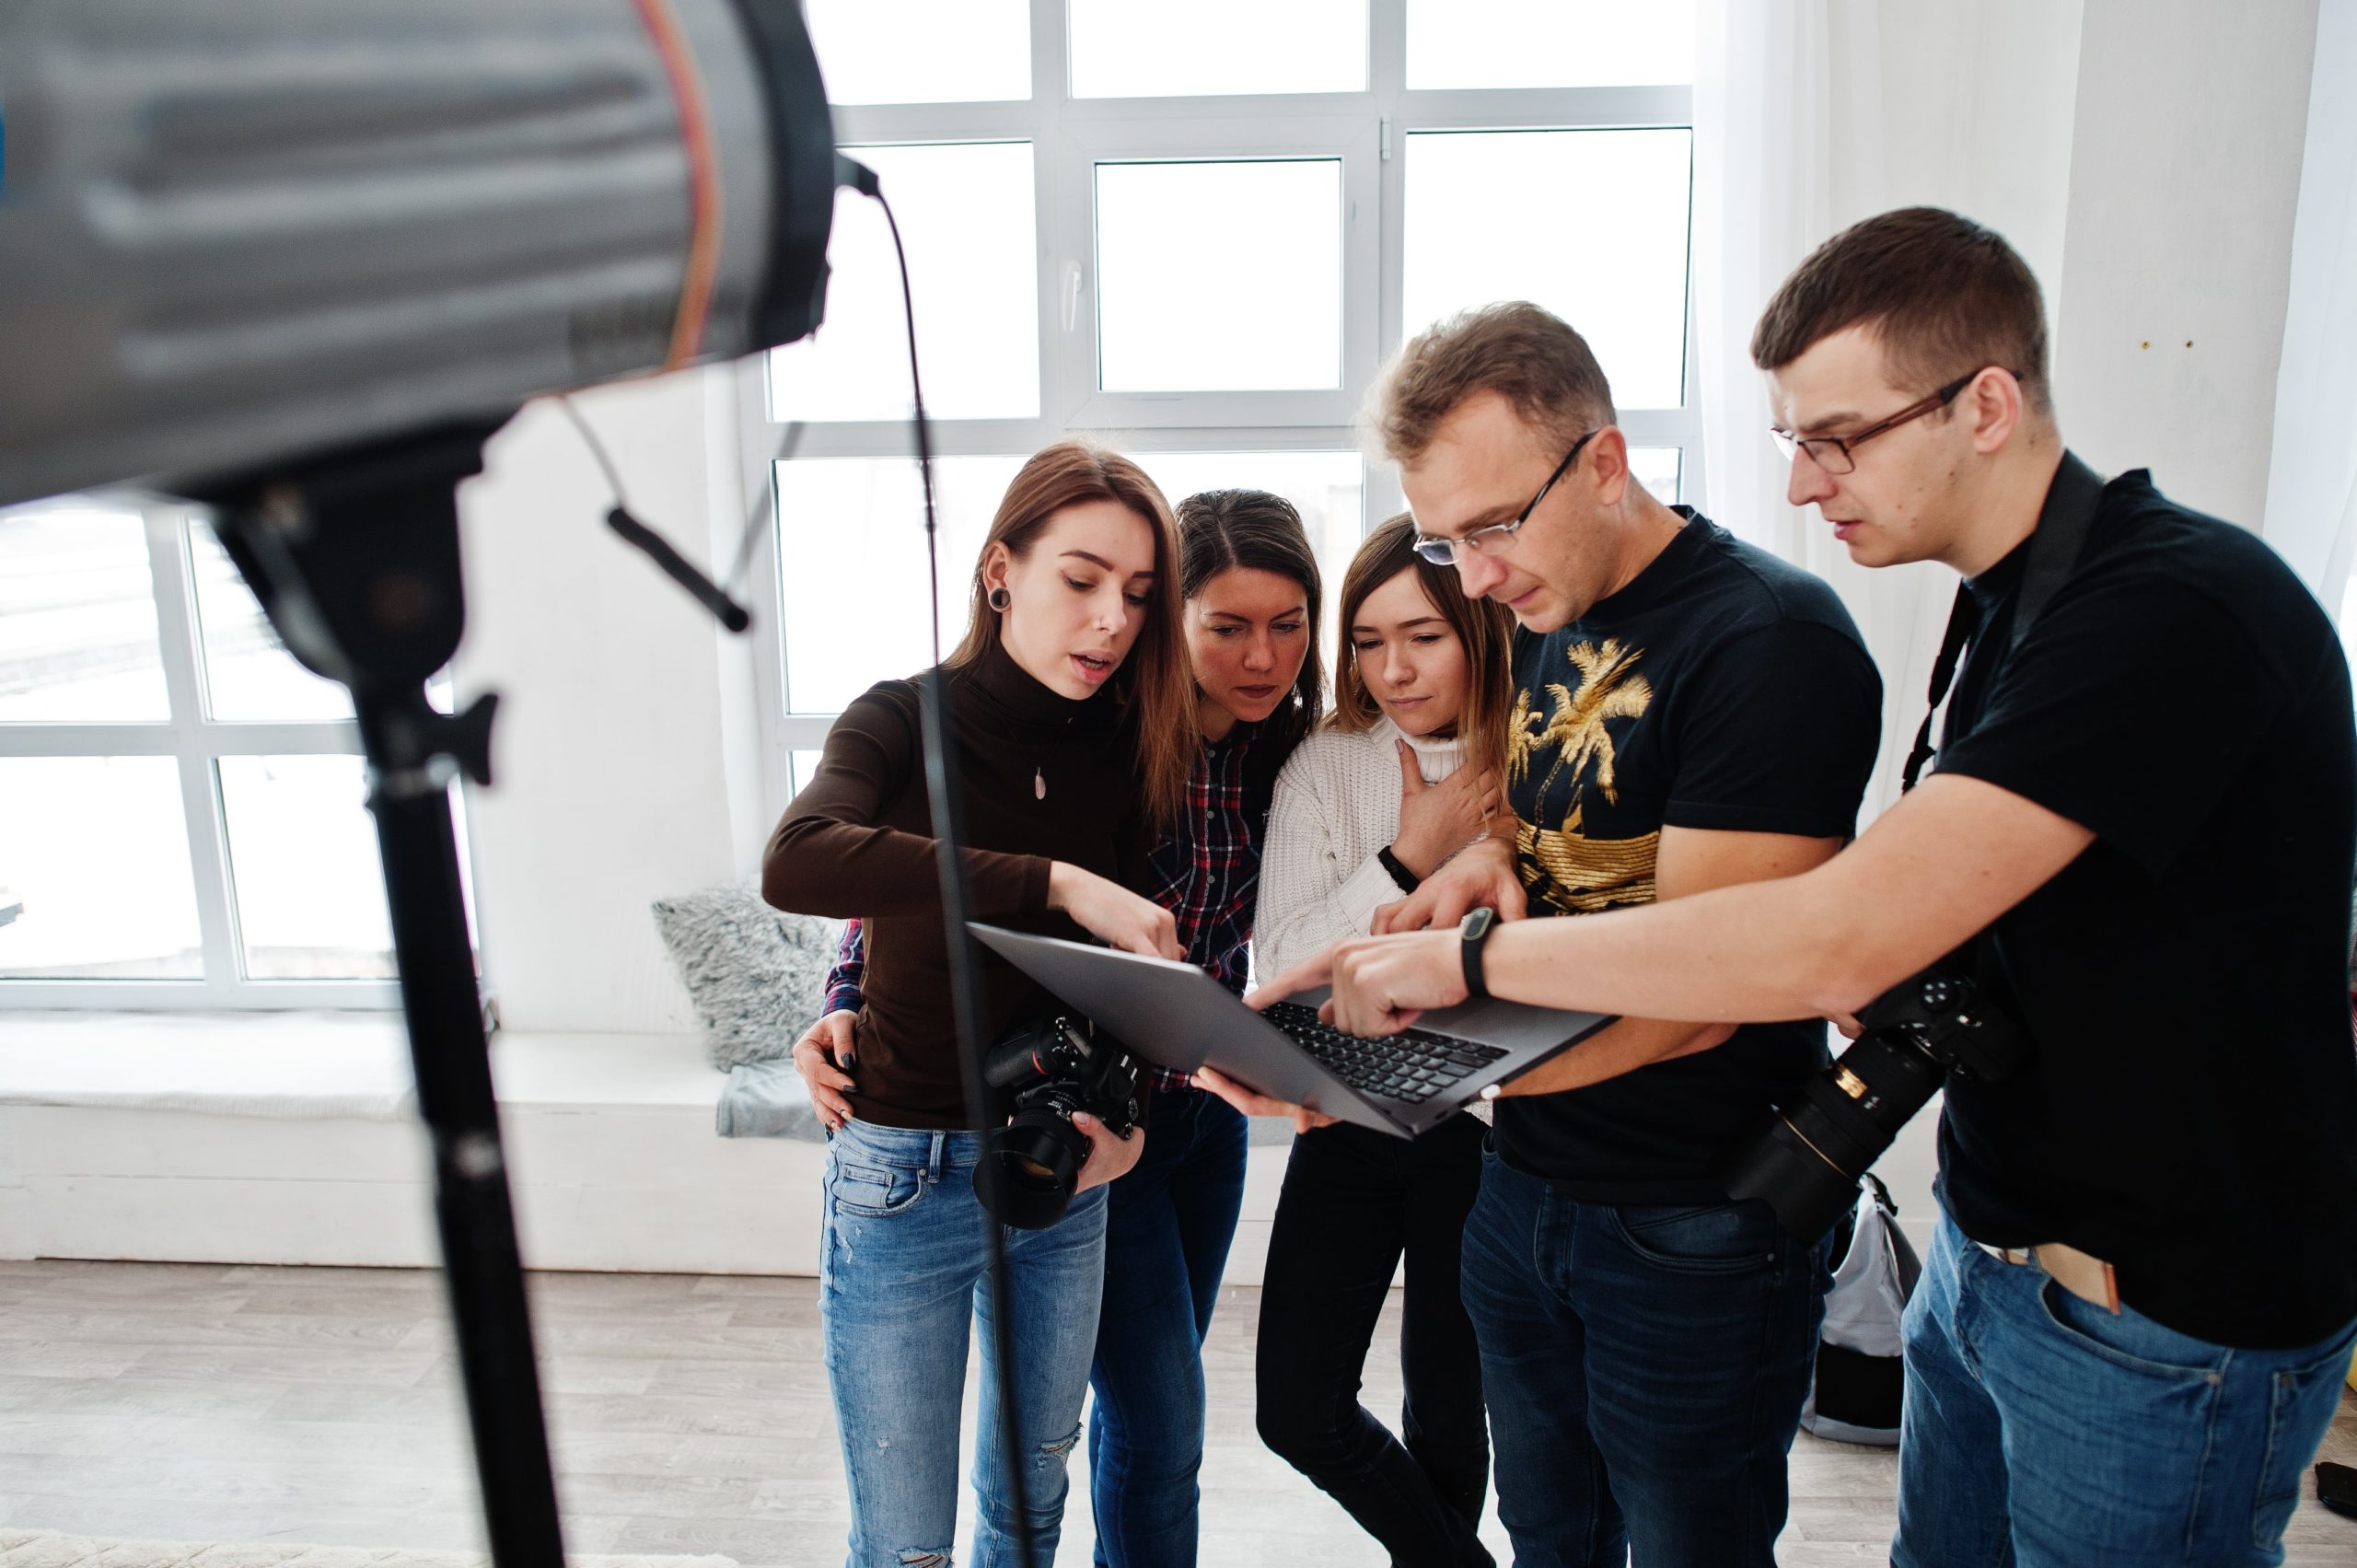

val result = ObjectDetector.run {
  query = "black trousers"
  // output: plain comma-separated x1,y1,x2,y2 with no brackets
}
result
1255,1113,1494,1568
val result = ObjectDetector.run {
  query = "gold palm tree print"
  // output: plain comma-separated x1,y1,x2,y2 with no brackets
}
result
1508,640,1654,804
1509,638,1660,917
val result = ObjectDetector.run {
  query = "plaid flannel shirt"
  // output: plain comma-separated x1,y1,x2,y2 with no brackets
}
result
819,727,1268,1093
821,918,865,1018
1139,727,1260,1087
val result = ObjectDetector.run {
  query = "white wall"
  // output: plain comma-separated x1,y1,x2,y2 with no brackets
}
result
2263,0,2357,604
2052,0,2320,528
1867,2,2084,292
452,369,757,1035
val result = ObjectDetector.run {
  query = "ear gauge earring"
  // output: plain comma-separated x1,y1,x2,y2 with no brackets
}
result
988,587,1011,612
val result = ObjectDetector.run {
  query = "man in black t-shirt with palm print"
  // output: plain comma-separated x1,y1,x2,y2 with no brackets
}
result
1219,297,1886,1568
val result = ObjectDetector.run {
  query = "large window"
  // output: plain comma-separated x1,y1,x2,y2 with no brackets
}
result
753,0,1699,806
0,499,474,1008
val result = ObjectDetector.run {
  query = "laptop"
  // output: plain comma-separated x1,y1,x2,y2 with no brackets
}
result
970,923,1616,1138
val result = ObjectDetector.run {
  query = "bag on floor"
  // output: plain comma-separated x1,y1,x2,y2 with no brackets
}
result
1800,1173,1921,1446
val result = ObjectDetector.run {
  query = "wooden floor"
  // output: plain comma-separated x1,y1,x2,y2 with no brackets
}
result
0,1259,2353,1566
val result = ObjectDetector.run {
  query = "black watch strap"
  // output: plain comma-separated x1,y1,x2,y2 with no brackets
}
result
1459,907,1496,1001
1376,844,1422,894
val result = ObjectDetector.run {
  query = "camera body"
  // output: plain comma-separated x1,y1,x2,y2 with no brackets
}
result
977,1015,1144,1230
1720,966,2030,1241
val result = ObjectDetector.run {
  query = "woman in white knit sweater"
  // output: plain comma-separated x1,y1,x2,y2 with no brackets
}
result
1250,515,1515,1568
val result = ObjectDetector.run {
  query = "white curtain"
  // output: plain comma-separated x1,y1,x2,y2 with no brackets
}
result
2262,0,2357,629
1694,0,2016,818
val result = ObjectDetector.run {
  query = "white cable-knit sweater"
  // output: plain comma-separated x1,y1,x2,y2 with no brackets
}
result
1253,716,1481,982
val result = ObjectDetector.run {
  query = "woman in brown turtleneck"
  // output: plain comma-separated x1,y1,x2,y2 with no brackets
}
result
761,441,1196,1568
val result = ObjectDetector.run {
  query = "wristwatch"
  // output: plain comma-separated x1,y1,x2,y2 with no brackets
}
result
1458,906,1497,1001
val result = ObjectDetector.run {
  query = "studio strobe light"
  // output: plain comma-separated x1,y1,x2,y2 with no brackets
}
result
0,0,837,507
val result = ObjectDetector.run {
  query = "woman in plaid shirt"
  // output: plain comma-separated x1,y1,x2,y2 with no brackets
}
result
796,489,1326,1568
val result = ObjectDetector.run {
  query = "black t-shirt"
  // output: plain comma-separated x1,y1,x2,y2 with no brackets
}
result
1932,464,2357,1348
1494,511,1883,1202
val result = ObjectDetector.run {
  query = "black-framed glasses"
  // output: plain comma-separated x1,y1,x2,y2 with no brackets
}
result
1412,428,1601,567
1769,369,1997,475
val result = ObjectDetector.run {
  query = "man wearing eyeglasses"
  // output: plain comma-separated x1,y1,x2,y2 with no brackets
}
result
1334,298,1884,1566
1252,209,2357,1566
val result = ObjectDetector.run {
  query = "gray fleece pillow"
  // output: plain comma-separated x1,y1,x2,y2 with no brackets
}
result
651,883,844,1070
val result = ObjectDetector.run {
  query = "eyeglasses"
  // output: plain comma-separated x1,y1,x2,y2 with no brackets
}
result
1412,428,1600,567
1769,369,1995,475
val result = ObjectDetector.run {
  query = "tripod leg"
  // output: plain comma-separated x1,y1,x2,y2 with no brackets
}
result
361,704,564,1568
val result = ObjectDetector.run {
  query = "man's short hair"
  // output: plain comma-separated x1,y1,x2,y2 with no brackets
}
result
1751,206,2050,412
1365,301,1617,466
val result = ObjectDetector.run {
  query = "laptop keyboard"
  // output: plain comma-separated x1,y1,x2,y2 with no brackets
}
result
1260,1001,1508,1105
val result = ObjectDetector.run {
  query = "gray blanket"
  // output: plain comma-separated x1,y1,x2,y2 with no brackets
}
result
714,1058,827,1141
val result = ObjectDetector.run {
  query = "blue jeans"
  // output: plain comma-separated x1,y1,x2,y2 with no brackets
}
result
1458,1149,1830,1568
1896,1209,2357,1568
820,1119,1109,1568
1088,1086,1248,1568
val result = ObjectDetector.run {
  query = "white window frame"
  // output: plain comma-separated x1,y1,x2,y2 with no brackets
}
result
0,500,402,1011
741,0,1701,827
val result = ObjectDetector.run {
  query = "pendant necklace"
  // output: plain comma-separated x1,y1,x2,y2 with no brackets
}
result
1035,765,1047,800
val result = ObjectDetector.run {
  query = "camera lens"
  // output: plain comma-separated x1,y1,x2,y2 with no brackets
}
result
977,1108,1090,1230
1719,1032,1950,1241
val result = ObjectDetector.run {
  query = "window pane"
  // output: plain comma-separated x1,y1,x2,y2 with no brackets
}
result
190,518,354,723
1406,0,1696,88
1404,130,1691,409
1630,447,1682,505
218,755,397,980
774,454,1028,714
1071,0,1367,98
1129,452,1365,617
770,143,1040,423
1097,161,1343,392
0,505,169,724
805,0,1029,104
0,757,203,979
788,749,828,796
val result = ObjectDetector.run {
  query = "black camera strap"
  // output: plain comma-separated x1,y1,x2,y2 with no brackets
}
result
1899,451,2107,792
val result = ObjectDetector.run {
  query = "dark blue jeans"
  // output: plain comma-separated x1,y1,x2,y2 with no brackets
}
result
1459,1148,1830,1568
1087,1086,1249,1568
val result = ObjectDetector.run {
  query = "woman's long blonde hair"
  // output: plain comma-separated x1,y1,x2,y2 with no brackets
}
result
946,440,1195,830
1328,514,1515,777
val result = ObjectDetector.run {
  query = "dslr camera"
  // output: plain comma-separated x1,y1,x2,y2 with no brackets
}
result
1719,965,2029,1241
977,1014,1144,1229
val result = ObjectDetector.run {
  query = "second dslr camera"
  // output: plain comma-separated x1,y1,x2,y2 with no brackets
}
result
976,1014,1143,1230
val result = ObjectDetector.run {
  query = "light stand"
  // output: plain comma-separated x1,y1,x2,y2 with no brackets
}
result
202,424,564,1568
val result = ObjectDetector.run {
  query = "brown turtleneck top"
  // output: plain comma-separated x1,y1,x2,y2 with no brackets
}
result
761,638,1150,1129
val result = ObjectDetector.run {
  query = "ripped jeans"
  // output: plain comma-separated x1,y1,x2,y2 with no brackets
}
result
821,1119,1109,1568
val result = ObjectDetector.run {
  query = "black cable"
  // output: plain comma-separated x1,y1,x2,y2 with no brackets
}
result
559,394,752,633
871,191,945,641
860,165,1039,1565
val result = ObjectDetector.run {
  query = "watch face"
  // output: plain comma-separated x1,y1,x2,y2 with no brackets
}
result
1461,907,1493,939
